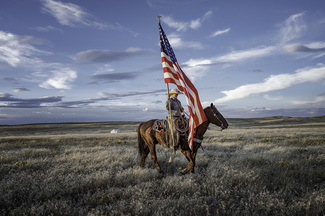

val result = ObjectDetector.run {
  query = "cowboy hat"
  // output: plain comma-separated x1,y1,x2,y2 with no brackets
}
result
166,88,183,95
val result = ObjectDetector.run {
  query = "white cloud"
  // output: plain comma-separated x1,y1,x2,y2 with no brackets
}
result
162,16,189,32
185,46,275,67
284,43,325,53
293,95,325,105
35,25,63,33
13,88,30,93
308,42,325,49
209,28,231,38
168,33,203,49
182,46,276,82
162,10,212,31
41,0,107,29
40,67,77,89
279,12,307,44
213,64,325,103
0,31,49,67
190,11,212,29
183,65,209,82
264,94,284,101
313,53,325,59
214,46,275,63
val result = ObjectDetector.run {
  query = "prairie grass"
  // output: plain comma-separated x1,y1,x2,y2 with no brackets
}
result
0,117,325,215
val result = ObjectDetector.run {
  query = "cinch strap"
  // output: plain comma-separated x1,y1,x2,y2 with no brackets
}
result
193,138,203,143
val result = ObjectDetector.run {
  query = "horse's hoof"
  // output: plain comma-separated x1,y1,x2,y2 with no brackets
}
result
179,170,187,175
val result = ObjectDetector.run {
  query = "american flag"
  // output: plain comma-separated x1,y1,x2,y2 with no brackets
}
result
159,22,207,151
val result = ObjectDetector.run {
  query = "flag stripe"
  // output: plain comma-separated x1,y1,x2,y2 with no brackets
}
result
159,22,207,150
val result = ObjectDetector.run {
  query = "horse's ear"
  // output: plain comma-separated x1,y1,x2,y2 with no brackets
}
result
210,103,213,108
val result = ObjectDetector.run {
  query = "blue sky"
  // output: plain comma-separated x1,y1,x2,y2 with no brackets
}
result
1,0,325,125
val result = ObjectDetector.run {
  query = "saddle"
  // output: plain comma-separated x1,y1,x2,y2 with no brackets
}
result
152,117,189,135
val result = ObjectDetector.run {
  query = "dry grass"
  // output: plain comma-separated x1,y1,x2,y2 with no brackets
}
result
0,117,325,215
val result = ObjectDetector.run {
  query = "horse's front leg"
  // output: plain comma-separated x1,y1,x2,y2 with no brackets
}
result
180,150,195,175
190,151,197,173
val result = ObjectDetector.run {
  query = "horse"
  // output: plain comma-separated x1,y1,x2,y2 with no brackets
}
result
137,103,228,175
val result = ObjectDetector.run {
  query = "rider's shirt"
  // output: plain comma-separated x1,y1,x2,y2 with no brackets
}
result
166,97,182,117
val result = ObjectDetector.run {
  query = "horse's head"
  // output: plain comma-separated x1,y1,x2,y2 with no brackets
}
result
205,103,228,130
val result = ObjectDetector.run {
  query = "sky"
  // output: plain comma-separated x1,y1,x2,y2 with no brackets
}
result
1,0,325,125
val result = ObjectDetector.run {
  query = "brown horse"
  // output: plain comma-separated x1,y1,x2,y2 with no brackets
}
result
137,103,228,175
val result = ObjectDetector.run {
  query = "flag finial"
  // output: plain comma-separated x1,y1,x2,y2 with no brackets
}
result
157,16,162,23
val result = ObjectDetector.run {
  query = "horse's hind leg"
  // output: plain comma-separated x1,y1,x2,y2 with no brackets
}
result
148,144,164,173
140,145,150,167
142,135,164,173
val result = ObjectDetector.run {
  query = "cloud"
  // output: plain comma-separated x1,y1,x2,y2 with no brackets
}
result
218,106,325,118
214,64,325,103
98,89,165,99
0,31,50,67
264,94,284,101
37,89,166,108
185,46,275,67
215,46,275,63
41,0,107,29
75,48,152,64
0,30,80,90
182,46,275,81
293,93,325,105
284,43,325,52
35,25,63,33
40,67,77,89
90,72,138,84
0,93,63,108
279,12,306,43
89,63,162,84
54,98,103,108
146,0,154,8
1,77,18,82
0,93,104,109
248,69,263,73
209,28,231,38
182,64,210,82
13,88,30,92
190,11,212,29
162,10,212,31
167,33,203,49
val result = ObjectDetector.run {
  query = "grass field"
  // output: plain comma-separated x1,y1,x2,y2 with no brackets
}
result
1,116,325,215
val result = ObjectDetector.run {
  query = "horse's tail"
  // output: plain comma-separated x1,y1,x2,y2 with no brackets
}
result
137,122,146,157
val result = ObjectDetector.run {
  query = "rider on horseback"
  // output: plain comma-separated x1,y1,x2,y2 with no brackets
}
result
165,89,188,150
165,89,184,117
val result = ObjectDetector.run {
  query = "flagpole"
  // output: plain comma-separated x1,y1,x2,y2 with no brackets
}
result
158,15,176,150
166,83,176,150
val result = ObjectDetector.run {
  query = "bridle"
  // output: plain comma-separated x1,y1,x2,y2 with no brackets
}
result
210,106,226,131
192,105,227,147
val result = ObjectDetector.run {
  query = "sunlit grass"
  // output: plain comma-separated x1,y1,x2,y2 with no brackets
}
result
0,117,324,215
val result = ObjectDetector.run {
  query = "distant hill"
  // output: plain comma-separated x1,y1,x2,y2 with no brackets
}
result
226,116,325,129
0,116,324,137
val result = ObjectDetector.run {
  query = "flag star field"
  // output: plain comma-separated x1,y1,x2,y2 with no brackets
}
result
0,0,325,124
